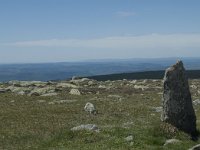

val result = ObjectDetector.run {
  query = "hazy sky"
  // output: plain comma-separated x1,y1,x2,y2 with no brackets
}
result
0,0,200,63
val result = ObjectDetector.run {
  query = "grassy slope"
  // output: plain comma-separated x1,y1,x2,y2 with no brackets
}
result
0,80,200,149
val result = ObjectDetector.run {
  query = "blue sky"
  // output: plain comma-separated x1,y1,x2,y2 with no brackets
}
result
0,0,200,63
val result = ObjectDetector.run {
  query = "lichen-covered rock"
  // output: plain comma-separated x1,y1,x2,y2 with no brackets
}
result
161,60,197,135
71,124,99,132
84,102,97,115
69,89,81,95
124,135,133,142
164,139,181,146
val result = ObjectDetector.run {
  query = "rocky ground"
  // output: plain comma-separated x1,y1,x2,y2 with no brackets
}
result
1,78,200,149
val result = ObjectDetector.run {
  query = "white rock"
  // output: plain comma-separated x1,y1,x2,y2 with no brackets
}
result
108,95,122,98
98,85,107,89
41,93,57,97
38,100,46,103
71,124,99,132
125,135,133,142
49,99,77,104
152,106,162,113
56,83,77,88
193,99,200,105
28,87,55,96
130,80,137,84
81,78,90,82
164,139,181,146
17,91,25,95
134,85,148,91
69,89,81,95
88,81,94,86
84,102,97,115
191,85,198,89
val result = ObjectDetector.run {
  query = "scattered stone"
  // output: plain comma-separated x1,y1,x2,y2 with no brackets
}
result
88,80,95,86
193,99,200,105
161,60,197,135
17,91,25,95
28,87,55,96
48,102,55,105
124,135,133,142
123,121,134,128
152,107,162,113
98,85,107,89
0,89,7,93
41,93,57,97
38,100,46,103
108,95,122,99
164,139,181,146
81,78,90,82
130,80,137,84
84,102,97,115
69,89,81,95
49,99,77,105
191,85,198,89
71,124,99,132
189,144,200,150
56,82,77,88
134,85,148,91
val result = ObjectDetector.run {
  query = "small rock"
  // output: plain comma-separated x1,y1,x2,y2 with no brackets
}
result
69,89,81,95
71,124,99,132
124,135,133,142
98,85,107,89
164,139,181,146
48,102,55,105
17,91,25,95
50,99,77,104
84,102,97,115
56,83,77,88
41,93,57,97
189,144,200,150
0,88,8,93
38,100,46,103
191,85,198,89
134,85,148,91
152,107,162,113
130,80,137,84
193,99,200,105
108,95,122,99
88,81,95,86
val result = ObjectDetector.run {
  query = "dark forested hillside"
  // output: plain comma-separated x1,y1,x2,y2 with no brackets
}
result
0,58,200,82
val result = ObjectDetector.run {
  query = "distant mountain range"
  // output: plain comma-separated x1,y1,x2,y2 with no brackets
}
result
0,57,200,82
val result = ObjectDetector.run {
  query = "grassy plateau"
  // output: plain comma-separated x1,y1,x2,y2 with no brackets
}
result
0,79,200,149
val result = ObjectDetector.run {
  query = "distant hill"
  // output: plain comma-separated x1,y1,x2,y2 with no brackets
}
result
87,70,200,81
0,57,200,82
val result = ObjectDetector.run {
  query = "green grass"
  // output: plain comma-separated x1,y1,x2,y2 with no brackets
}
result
0,79,200,149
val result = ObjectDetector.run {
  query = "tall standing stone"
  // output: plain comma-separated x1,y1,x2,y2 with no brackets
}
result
161,60,197,136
